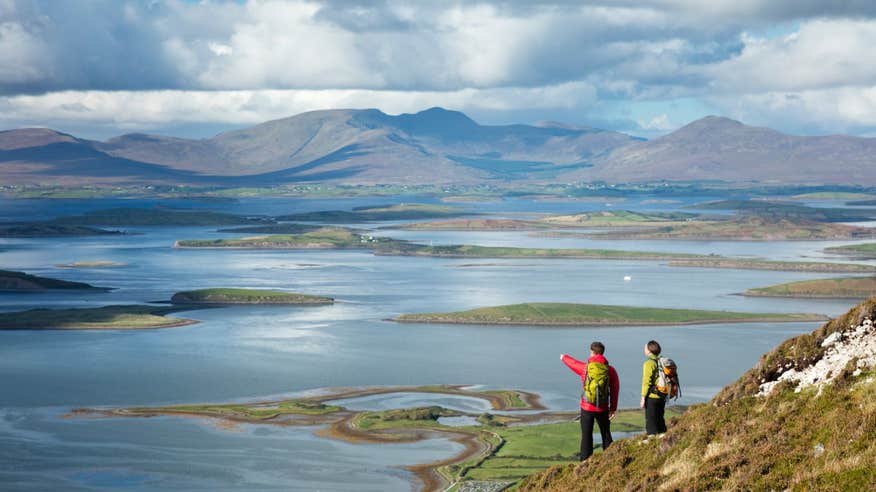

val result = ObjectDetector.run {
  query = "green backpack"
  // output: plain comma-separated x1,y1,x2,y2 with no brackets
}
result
582,361,610,407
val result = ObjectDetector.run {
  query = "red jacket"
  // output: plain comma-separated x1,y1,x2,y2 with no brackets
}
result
562,354,619,413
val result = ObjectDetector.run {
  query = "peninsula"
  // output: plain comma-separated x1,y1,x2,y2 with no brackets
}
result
174,227,394,249
824,243,876,259
0,269,109,291
391,303,826,326
586,216,876,241
744,277,876,299
0,224,124,237
171,288,334,305
0,305,203,330
374,243,702,260
51,207,272,226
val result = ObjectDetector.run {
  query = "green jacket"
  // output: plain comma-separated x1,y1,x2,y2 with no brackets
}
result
642,354,662,399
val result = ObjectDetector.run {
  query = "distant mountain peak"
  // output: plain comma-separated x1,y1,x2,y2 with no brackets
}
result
0,127,80,150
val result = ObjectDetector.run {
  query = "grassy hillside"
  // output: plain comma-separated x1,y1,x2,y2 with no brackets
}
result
688,200,876,222
745,277,876,299
171,288,333,305
517,298,876,491
540,210,697,227
393,303,825,326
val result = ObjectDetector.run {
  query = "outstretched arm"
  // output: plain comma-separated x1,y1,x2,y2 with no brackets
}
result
560,354,587,376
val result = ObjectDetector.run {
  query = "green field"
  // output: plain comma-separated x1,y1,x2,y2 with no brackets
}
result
52,207,270,226
216,224,321,234
790,192,876,201
744,277,876,299
0,305,202,330
132,400,342,420
393,302,825,326
171,288,334,305
464,407,685,483
0,269,108,290
175,227,394,249
397,219,551,231
375,243,702,260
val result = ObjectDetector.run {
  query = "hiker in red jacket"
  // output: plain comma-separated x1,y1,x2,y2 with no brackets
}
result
561,341,619,460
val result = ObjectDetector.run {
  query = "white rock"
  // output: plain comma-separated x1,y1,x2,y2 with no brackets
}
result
821,332,842,348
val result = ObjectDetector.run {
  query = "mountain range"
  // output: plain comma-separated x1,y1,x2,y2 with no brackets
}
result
2,107,874,186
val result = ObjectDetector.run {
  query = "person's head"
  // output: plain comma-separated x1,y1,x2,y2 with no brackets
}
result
645,340,661,356
590,341,605,356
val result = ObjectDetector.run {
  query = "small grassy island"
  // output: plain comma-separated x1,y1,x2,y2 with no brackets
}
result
391,302,826,326
171,288,334,305
0,224,123,237
175,227,396,249
52,207,272,226
0,269,109,291
824,243,876,259
278,203,469,223
55,261,126,269
668,258,876,273
0,304,201,330
216,224,321,234
744,277,876,299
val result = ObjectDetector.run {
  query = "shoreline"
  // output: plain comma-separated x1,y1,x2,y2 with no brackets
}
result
388,315,829,327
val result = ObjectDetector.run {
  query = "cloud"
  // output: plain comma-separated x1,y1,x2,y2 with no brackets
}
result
2,1,876,137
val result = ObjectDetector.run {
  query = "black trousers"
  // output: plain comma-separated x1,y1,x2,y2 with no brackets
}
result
580,409,612,460
645,397,667,435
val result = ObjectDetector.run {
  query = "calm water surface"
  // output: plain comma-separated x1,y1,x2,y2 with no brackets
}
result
0,196,872,490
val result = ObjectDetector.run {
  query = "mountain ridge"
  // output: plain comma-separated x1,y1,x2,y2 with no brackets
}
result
2,109,875,186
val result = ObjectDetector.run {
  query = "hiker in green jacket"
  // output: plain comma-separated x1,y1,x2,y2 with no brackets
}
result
641,340,666,435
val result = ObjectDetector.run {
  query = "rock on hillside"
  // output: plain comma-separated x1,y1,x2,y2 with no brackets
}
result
518,298,876,491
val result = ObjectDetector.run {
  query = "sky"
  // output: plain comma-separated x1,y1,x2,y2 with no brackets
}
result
2,0,876,140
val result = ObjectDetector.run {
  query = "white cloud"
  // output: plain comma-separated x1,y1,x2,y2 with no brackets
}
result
638,114,674,130
207,42,232,57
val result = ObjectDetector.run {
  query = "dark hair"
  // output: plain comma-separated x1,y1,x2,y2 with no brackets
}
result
590,341,605,355
647,340,661,356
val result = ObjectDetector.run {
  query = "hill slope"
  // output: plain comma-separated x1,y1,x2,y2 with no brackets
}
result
518,298,876,491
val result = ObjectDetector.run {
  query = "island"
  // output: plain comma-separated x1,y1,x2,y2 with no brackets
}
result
539,210,698,228
55,261,127,269
394,218,552,231
70,385,680,492
374,243,703,260
170,288,334,305
585,216,876,241
0,304,203,330
668,258,876,273
51,207,272,226
175,227,397,249
744,277,876,299
216,224,321,234
390,302,826,326
0,224,124,237
277,203,469,222
0,269,110,291
687,199,876,222
823,243,876,260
